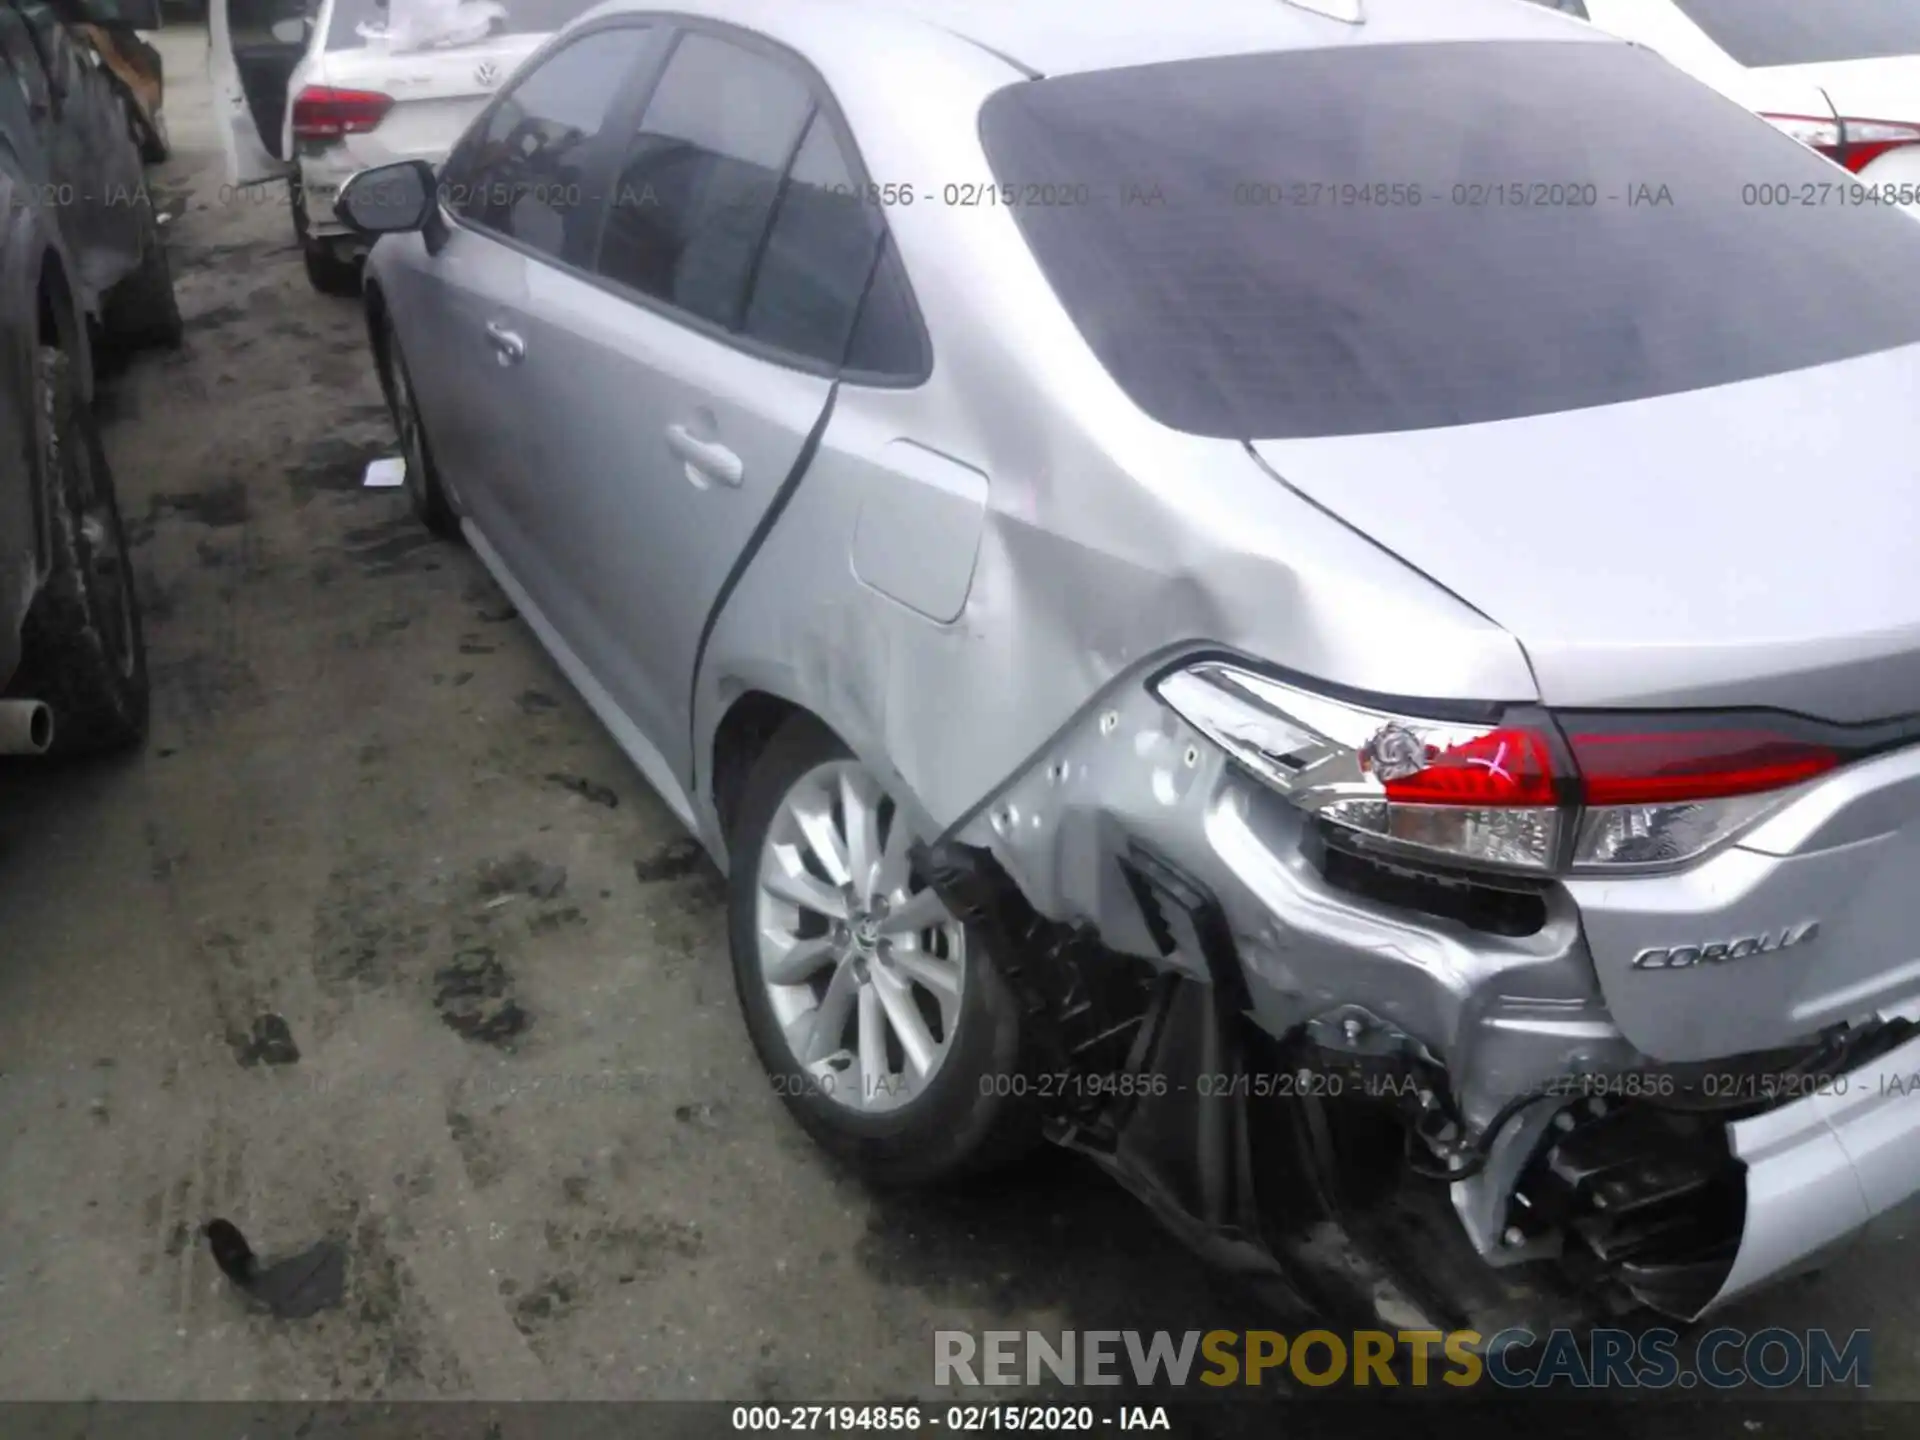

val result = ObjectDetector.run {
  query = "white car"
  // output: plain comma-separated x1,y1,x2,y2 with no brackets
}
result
1528,0,1920,211
212,0,598,292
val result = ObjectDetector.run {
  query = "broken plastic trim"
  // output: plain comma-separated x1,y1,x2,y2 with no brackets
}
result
1115,842,1251,1016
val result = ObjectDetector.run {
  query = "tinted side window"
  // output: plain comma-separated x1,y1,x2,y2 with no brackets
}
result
740,111,886,367
449,26,652,264
844,239,927,380
594,30,812,329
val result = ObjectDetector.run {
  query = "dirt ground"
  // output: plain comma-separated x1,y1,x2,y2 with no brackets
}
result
0,25,1910,1424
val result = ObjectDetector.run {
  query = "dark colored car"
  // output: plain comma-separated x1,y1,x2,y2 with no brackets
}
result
1,0,176,757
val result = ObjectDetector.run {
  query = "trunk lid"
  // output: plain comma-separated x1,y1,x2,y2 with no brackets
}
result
1249,341,1920,724
313,30,548,168
314,0,601,153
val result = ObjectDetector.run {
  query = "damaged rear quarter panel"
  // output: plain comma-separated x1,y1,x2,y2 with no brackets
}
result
689,140,1539,878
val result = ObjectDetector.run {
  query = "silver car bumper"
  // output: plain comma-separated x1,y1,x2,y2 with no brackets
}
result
1704,1023,1920,1315
961,664,1920,1316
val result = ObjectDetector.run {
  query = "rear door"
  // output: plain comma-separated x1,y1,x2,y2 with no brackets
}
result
210,0,313,185
518,25,876,769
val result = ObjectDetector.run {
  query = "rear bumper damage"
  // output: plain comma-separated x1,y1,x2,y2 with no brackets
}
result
1715,1027,1920,1311
933,666,1920,1332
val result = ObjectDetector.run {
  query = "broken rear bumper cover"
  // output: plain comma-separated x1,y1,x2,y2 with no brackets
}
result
943,659,1920,1327
1716,1028,1920,1311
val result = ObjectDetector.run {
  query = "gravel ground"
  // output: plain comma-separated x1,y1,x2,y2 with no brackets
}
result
0,25,1229,1405
0,25,1907,1434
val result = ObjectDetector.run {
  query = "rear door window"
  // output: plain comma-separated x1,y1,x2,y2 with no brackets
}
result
841,238,926,381
593,29,813,330
978,40,1920,440
1670,0,1920,68
739,110,888,369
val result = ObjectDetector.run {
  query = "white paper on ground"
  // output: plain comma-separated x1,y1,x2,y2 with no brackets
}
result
363,456,407,489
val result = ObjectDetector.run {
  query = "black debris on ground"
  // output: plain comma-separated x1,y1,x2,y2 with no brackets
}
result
433,949,532,1048
229,1012,301,1067
202,1218,348,1320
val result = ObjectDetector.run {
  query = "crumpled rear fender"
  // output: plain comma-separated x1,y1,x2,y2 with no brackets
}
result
691,366,1536,869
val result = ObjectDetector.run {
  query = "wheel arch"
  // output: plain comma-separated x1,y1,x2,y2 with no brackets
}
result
700,678,947,884
35,245,90,392
24,244,94,569
708,689,813,845
363,277,394,409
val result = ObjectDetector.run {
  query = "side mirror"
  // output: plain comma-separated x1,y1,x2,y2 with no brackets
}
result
51,0,162,29
337,160,437,236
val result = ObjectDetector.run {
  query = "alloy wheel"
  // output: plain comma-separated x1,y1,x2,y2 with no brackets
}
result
754,760,966,1113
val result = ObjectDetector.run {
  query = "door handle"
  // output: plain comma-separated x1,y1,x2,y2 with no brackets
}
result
665,424,743,488
484,320,525,365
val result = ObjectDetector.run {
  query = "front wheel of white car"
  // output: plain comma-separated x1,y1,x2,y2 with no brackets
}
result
728,715,1039,1186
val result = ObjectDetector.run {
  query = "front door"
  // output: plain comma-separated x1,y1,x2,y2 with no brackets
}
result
409,19,660,601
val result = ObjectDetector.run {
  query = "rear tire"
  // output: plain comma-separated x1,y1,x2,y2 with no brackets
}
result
99,189,182,351
10,347,149,755
291,176,362,297
382,321,461,539
303,243,362,298
727,715,1039,1187
123,90,168,165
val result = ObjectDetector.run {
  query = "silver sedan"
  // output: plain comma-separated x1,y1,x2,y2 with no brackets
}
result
340,0,1920,1336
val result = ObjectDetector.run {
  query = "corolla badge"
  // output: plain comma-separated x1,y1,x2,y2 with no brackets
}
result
1631,920,1821,971
475,60,501,86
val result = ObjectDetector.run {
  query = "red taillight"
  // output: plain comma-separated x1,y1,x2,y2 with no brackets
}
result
1566,729,1838,806
1379,727,1559,807
291,86,394,141
1153,663,1866,874
1760,111,1920,173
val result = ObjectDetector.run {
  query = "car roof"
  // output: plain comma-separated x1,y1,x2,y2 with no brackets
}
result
591,0,1615,80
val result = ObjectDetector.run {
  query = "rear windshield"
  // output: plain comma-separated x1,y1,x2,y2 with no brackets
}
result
977,41,1920,440
1672,0,1920,68
326,0,594,52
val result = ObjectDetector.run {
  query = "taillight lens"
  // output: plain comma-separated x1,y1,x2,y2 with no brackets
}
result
291,87,394,142
1760,112,1920,173
1563,726,1836,868
1155,662,1845,875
